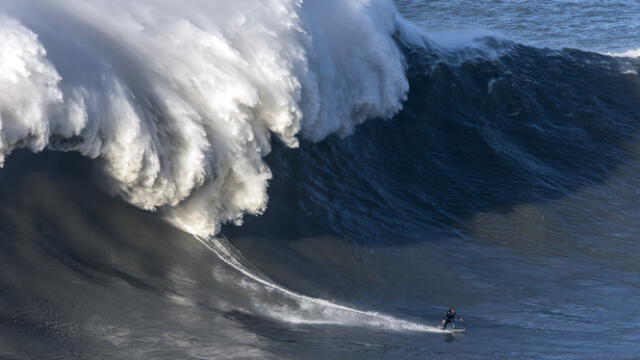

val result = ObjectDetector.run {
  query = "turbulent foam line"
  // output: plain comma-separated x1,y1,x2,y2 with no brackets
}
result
193,234,441,333
606,49,640,58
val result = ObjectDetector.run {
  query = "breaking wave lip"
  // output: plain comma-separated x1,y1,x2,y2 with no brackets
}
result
0,0,523,238
0,0,425,237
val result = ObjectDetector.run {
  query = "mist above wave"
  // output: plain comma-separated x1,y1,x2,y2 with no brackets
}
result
0,0,415,236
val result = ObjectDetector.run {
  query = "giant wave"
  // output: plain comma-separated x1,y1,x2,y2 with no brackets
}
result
0,0,421,236
2,1,640,358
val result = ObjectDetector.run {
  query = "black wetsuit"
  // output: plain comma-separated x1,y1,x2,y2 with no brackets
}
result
442,310,459,329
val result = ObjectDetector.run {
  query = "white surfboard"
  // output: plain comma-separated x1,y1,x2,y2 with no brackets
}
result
443,328,467,334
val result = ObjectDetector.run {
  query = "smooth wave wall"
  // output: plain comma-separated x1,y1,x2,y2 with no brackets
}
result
0,0,416,236
242,44,640,248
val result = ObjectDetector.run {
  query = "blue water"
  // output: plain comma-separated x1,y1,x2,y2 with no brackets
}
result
397,0,640,54
0,1,639,359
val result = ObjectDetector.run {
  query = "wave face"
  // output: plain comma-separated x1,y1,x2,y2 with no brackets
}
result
0,0,412,236
248,45,640,245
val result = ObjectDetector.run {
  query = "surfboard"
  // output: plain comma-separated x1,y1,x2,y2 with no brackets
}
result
443,328,467,334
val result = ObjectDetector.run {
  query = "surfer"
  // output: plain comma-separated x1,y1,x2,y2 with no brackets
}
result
441,307,463,330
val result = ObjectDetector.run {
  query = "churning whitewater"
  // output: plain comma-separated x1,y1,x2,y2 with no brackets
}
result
0,0,415,236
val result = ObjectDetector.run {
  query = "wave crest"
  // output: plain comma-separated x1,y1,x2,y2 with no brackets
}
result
0,0,412,235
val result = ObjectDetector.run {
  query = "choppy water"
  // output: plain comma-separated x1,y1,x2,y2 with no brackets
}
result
396,0,640,54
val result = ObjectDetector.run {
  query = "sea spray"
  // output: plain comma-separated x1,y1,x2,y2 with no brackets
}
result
0,0,412,236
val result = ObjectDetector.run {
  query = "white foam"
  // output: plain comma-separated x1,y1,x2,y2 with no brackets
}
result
607,49,640,58
0,0,412,236
0,17,65,164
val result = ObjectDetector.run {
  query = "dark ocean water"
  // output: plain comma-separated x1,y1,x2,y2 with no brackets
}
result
1,1,640,359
